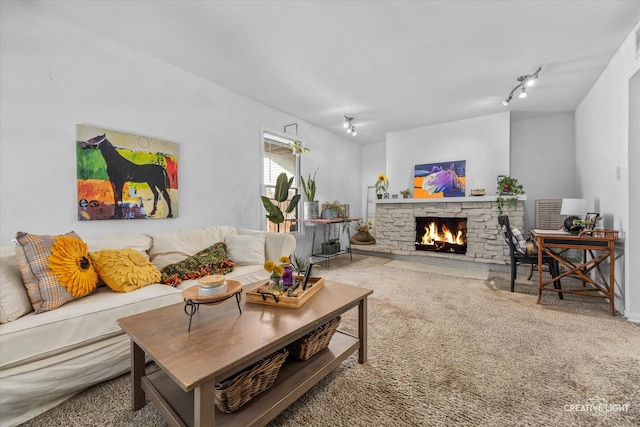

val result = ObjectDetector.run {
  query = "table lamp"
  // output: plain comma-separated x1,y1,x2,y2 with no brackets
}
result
560,198,587,233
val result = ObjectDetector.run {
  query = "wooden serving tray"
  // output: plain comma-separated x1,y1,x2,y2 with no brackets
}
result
246,276,324,308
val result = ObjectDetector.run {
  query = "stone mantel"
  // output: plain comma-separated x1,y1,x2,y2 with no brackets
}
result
357,197,526,266
374,195,526,204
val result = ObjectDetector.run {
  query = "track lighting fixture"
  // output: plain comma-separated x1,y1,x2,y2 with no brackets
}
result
502,66,541,106
343,115,357,136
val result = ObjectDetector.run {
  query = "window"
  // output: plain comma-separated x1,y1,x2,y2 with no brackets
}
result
263,130,301,234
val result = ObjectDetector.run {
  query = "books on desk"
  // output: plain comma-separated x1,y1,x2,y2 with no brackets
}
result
532,228,570,235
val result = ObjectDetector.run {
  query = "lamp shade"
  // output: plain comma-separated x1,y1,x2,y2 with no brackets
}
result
560,198,587,216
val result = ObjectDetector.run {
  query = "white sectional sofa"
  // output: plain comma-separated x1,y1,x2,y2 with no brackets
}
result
0,226,295,427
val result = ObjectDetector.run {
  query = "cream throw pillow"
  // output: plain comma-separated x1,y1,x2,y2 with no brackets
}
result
0,247,33,323
225,234,265,266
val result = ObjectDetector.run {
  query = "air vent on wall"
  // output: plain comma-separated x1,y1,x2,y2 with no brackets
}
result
535,199,564,229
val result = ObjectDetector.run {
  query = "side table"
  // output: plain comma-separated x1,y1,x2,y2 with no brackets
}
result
182,279,243,331
299,217,361,266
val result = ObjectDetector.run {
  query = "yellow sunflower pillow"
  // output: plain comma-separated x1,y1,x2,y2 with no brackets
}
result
90,248,161,292
15,232,99,313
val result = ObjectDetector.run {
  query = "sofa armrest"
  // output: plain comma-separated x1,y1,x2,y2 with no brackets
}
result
237,230,296,261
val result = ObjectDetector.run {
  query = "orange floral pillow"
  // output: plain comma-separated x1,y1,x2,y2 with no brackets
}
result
15,232,98,313
90,248,161,292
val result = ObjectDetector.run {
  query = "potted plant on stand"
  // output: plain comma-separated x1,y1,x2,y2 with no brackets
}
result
496,175,525,215
301,168,319,219
261,172,301,232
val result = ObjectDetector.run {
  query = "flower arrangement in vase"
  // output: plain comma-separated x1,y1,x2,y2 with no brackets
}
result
263,256,292,295
375,174,388,199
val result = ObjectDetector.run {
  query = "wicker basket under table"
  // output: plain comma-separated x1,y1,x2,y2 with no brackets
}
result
215,347,288,413
287,316,341,361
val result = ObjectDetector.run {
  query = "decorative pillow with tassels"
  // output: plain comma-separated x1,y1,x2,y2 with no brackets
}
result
161,242,235,286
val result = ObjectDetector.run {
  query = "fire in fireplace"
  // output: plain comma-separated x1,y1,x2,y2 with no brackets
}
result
415,217,467,254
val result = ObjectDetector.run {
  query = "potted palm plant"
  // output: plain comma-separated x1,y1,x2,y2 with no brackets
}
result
261,172,301,232
301,168,319,219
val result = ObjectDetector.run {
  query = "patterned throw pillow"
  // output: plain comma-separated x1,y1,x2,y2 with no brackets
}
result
90,248,161,292
15,232,99,313
161,242,235,286
501,225,527,254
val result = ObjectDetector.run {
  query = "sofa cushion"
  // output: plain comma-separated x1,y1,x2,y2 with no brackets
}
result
14,232,98,313
90,248,161,292
0,284,182,369
84,233,153,259
225,234,265,266
148,226,237,270
0,247,33,323
160,242,235,286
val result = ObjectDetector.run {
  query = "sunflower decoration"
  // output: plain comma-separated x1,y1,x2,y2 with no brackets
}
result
375,173,388,194
48,236,99,297
263,259,285,277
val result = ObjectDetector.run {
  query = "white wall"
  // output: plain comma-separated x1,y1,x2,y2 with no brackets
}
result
0,1,362,255
511,113,576,230
385,112,510,196
575,21,640,320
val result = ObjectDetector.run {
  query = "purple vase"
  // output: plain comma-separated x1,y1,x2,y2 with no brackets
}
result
282,264,293,287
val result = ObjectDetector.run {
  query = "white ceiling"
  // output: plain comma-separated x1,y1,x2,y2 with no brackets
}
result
28,0,640,144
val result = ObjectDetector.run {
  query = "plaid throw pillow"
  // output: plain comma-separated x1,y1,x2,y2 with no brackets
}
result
161,242,235,286
15,231,98,313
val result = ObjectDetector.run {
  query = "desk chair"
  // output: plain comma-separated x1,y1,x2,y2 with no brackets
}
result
498,215,563,299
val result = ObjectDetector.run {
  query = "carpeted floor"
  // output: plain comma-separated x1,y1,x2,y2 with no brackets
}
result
19,255,640,426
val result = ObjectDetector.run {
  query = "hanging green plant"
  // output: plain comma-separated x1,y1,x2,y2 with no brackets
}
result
495,176,525,215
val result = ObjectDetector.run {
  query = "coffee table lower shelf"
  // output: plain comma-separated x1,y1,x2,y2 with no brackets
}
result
142,331,359,427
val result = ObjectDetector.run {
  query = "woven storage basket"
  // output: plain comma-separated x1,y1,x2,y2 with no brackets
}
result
287,316,341,361
215,348,288,413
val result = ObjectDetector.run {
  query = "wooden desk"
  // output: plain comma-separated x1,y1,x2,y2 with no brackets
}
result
530,229,619,315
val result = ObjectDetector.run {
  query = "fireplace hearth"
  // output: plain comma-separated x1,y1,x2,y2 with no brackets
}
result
415,217,467,254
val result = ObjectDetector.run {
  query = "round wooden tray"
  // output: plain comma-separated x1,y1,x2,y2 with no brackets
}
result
182,279,242,304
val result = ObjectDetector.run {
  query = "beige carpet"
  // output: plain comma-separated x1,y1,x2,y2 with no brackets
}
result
20,255,640,426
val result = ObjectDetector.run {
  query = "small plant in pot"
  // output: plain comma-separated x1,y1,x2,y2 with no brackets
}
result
400,188,411,199
496,175,525,215
301,168,319,219
321,200,347,220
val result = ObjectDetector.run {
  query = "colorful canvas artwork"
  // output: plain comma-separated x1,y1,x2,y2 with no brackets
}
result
76,125,179,220
414,160,466,198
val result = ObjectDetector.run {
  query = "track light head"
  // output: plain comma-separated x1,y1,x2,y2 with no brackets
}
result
502,95,512,106
518,87,527,98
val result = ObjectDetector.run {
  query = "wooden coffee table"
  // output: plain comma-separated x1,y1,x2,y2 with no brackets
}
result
118,280,372,427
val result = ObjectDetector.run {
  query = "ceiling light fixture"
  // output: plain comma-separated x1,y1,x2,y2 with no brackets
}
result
502,66,541,106
344,115,357,136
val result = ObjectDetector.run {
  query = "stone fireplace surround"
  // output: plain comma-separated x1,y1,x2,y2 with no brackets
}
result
353,197,526,268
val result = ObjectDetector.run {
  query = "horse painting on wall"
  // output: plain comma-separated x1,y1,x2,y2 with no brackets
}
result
414,160,466,198
76,125,179,220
